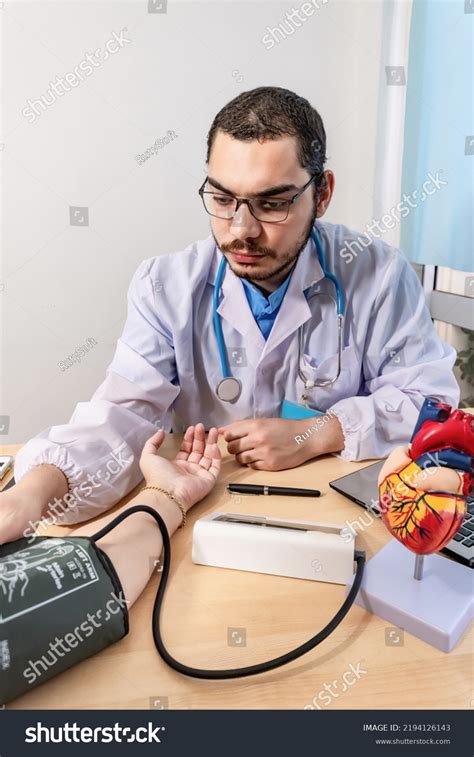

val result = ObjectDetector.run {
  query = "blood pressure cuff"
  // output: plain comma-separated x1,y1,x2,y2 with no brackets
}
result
0,535,129,705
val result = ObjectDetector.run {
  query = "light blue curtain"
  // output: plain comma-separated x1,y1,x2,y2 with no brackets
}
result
400,0,473,272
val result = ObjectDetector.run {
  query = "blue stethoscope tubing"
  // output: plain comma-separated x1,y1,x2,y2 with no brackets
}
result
213,225,345,402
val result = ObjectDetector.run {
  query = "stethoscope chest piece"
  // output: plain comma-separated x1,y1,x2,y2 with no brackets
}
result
216,377,242,403
212,225,345,403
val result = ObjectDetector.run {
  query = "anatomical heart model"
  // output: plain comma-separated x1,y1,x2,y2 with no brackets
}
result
377,398,473,557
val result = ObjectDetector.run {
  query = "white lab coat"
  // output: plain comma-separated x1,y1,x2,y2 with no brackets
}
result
14,220,459,524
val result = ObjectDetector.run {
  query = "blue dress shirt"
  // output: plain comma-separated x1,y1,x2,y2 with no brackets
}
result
241,273,292,340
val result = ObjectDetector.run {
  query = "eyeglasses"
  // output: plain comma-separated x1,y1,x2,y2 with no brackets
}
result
198,172,322,223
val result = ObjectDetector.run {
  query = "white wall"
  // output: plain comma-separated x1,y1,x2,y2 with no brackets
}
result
2,0,398,443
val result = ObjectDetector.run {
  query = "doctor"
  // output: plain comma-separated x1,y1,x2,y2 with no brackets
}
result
1,86,459,536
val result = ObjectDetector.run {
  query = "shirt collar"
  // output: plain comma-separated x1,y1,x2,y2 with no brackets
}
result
240,273,292,316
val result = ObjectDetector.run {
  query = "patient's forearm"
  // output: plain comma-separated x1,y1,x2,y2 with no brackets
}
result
0,464,70,544
13,464,69,507
72,488,183,607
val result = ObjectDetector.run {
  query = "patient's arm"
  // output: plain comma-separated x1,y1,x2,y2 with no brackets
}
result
0,464,69,545
72,423,220,606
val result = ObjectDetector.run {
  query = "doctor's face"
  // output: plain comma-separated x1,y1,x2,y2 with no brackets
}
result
206,130,333,292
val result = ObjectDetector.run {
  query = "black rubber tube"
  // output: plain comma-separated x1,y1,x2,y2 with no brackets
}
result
91,504,366,680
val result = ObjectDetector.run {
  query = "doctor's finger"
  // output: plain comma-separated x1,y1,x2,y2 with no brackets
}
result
246,461,268,470
235,449,262,466
226,436,256,455
219,423,250,442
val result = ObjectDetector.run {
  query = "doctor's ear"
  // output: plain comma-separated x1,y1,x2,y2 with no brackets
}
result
315,170,335,218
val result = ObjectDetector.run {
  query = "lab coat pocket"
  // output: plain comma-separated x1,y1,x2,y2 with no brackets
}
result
298,345,362,402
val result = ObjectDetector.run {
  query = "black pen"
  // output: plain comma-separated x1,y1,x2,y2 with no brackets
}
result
227,484,321,497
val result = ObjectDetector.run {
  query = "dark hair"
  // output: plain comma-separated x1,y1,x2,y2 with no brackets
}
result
206,86,328,197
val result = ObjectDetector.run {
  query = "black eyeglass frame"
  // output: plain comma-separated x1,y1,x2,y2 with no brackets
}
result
198,171,323,223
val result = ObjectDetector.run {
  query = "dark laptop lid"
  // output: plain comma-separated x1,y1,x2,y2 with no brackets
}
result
329,460,386,511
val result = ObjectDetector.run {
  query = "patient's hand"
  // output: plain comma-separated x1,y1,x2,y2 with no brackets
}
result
139,423,221,511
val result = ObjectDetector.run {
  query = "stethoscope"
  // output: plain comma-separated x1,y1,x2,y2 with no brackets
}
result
213,225,346,404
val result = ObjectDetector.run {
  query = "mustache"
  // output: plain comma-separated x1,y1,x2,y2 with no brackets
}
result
221,241,276,257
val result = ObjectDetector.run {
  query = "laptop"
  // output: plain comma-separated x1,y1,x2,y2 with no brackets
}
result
329,460,474,568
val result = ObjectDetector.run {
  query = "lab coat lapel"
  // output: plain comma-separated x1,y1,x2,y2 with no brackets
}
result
261,236,325,359
207,234,326,366
209,248,266,363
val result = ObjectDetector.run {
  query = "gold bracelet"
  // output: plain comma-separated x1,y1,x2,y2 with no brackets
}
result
140,485,187,528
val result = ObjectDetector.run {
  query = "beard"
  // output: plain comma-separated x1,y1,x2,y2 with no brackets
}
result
212,209,318,284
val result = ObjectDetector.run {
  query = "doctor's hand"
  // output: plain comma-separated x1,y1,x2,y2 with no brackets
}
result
139,423,221,511
218,416,345,471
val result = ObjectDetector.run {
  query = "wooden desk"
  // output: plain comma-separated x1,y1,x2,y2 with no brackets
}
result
1,439,472,710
